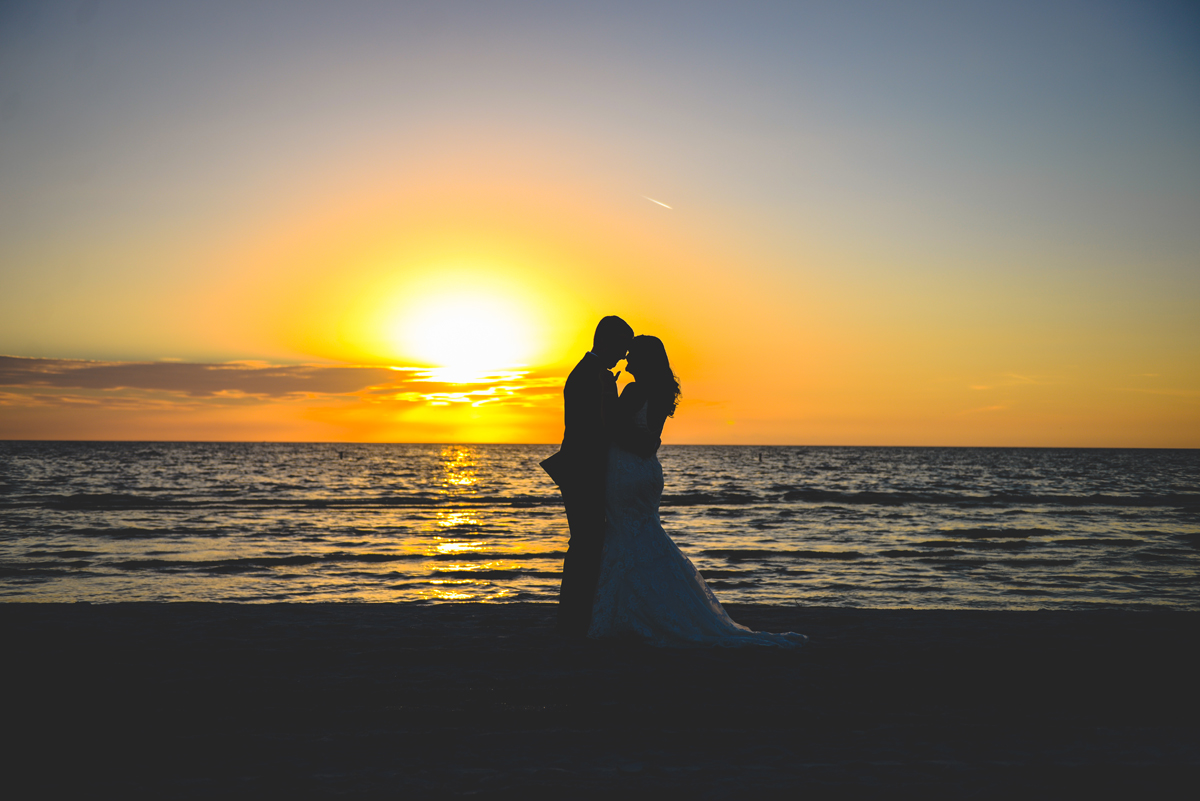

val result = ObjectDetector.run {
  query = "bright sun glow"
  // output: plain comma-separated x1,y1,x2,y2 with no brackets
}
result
394,290,533,381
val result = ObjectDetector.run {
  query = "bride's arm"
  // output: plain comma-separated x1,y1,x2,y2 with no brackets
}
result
611,383,661,457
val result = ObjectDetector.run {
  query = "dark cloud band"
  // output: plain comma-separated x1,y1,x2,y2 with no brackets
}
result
0,356,411,398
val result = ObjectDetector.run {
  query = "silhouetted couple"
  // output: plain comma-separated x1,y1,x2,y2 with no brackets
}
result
541,316,805,648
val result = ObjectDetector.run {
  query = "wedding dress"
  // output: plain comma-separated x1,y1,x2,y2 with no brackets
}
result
587,404,807,648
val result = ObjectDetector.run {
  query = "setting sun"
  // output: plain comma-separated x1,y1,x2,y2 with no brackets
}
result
395,291,533,378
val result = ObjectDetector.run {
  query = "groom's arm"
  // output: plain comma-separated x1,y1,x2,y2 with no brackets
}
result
598,367,621,440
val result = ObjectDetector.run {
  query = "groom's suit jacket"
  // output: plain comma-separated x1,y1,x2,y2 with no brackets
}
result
541,352,616,493
543,351,615,636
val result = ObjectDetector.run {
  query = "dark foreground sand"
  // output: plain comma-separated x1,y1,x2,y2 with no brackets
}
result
4,603,1197,798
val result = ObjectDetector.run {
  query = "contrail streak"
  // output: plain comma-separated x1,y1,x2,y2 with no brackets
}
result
643,196,672,209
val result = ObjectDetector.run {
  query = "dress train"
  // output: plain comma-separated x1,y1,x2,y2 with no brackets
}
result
587,445,806,649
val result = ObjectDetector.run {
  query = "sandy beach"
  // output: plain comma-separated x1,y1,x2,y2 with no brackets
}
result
4,603,1197,797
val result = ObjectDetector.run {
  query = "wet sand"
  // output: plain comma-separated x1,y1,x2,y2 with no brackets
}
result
4,603,1197,797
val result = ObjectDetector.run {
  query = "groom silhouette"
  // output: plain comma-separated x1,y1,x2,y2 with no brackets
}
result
541,315,634,637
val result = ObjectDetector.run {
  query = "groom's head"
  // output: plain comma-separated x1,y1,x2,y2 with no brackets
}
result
593,316,634,368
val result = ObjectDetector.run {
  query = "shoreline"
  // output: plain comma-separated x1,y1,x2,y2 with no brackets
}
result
5,603,1198,796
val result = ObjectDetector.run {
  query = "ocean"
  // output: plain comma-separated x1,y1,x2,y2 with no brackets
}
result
1,442,1197,609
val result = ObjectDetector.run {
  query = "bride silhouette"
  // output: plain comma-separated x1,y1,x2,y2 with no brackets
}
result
587,335,806,648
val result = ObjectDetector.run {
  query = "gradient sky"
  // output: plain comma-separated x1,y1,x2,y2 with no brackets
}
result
2,0,1198,445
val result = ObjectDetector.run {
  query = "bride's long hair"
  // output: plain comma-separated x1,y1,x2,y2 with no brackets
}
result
631,335,682,418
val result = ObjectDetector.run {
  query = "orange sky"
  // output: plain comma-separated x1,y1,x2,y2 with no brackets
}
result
1,2,1197,446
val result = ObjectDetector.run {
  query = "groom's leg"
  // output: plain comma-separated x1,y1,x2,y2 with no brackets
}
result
558,487,605,637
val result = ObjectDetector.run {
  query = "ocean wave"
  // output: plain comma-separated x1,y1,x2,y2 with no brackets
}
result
428,569,560,579
936,527,1057,539
102,550,568,573
44,493,178,510
693,569,760,578
10,488,1197,513
111,553,419,571
700,548,863,561
1133,551,1191,562
10,492,560,511
0,560,91,577
24,549,98,557
706,580,758,589
916,539,1031,550
74,527,190,540
661,493,760,506
778,489,1200,509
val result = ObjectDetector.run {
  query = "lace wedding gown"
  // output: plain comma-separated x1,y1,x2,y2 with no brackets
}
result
587,408,807,649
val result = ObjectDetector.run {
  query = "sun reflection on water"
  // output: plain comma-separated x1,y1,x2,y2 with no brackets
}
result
439,445,479,494
434,542,484,556
435,510,480,529
417,587,476,601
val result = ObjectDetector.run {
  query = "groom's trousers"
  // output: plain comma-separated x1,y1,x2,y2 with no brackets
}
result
558,482,606,637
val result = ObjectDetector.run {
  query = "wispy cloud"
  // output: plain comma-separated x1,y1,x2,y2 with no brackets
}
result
1113,387,1200,398
960,404,1008,415
966,373,1061,392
